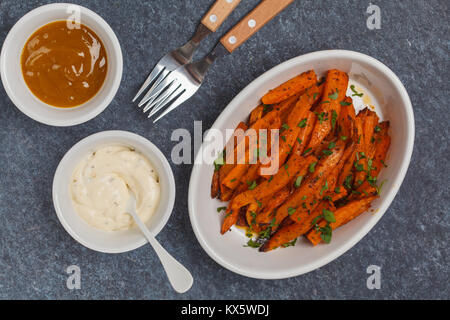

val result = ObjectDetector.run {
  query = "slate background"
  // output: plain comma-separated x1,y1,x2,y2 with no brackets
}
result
0,0,448,299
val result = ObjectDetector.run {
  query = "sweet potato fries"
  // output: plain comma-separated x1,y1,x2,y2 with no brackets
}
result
211,69,390,252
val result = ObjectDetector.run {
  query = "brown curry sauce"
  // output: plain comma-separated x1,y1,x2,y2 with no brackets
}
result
21,21,107,108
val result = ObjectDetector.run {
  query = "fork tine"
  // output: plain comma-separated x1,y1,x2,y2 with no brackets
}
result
138,69,171,107
132,66,163,102
152,90,191,123
142,80,177,113
148,84,183,118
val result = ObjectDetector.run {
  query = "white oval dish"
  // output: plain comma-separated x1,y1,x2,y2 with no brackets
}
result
53,131,175,253
0,3,123,126
188,50,414,279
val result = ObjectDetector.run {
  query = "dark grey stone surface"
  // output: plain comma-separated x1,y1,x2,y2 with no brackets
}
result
0,0,448,300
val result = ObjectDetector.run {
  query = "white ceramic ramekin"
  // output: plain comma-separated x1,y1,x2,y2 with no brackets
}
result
188,50,415,279
53,131,175,253
0,3,123,126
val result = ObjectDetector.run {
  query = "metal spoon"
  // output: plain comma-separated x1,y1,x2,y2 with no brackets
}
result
127,192,193,293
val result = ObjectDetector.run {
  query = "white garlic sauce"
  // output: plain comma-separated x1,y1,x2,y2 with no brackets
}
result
70,145,160,231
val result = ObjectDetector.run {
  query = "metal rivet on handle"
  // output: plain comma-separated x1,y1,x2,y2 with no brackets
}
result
209,14,217,23
248,19,256,28
228,36,237,44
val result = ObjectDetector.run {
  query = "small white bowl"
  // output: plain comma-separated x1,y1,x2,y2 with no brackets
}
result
0,3,123,126
188,50,415,279
53,131,175,253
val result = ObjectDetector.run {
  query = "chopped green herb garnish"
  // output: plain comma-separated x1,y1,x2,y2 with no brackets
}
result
247,180,257,190
322,149,332,156
259,228,271,240
294,176,303,188
316,112,327,124
320,180,329,196
297,118,307,128
288,207,296,216
341,135,348,141
282,238,297,248
350,85,363,97
311,215,323,225
309,162,317,173
355,163,364,172
303,148,312,155
245,239,261,248
374,125,381,133
214,152,225,171
367,158,374,171
340,101,352,106
284,164,289,176
331,110,338,130
323,209,336,223
263,104,273,112
217,207,227,213
376,179,387,195
367,174,377,186
344,174,353,189
269,218,277,228
328,141,336,149
320,224,333,243
328,89,339,100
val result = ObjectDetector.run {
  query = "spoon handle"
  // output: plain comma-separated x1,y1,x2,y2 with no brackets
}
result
133,214,193,293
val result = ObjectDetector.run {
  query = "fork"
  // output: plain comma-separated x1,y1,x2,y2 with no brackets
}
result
133,0,242,107
142,0,294,123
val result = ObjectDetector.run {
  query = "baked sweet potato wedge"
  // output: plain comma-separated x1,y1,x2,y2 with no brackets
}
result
261,70,317,105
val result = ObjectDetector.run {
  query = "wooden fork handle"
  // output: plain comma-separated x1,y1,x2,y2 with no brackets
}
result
220,0,294,53
201,0,242,32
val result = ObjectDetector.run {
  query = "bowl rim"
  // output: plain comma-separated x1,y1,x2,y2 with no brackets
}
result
0,3,123,127
188,49,415,279
52,130,176,253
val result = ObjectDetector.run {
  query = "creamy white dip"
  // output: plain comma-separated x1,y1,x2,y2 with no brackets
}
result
70,145,160,231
